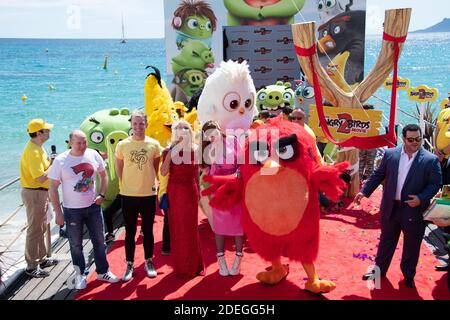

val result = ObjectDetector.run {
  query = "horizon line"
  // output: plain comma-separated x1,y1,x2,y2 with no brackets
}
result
0,37,165,40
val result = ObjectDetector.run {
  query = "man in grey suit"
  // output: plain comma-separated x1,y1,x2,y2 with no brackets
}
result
354,124,442,288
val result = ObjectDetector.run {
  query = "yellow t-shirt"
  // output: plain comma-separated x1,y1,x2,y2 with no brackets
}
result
115,136,163,197
20,141,51,189
304,123,316,139
436,108,450,159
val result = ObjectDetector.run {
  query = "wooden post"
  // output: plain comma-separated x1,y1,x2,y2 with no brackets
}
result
291,8,411,108
291,8,411,197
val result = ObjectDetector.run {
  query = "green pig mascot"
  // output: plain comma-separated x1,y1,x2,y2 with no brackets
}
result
79,108,131,209
256,81,295,116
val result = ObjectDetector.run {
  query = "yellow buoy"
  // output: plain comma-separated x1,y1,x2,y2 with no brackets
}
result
21,95,27,102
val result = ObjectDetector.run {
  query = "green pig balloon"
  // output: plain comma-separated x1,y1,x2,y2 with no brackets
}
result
171,39,215,75
256,81,295,116
79,108,131,208
223,0,305,26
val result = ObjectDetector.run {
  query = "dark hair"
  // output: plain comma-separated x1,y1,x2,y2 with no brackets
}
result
200,120,223,169
402,124,422,138
186,88,203,112
29,129,47,138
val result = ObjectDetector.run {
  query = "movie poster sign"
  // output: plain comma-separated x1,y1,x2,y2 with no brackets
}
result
309,105,382,140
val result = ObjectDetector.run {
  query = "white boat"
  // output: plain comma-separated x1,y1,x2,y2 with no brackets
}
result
120,13,126,44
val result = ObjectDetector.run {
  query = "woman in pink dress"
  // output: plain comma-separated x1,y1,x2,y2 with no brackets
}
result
201,121,244,277
161,120,205,278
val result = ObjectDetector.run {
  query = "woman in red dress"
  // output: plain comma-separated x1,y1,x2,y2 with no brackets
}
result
160,120,205,278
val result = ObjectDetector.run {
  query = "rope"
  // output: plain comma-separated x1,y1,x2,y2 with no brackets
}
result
293,31,407,149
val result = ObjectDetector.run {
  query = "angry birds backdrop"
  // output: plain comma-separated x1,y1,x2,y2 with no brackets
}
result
203,116,349,294
224,0,305,26
172,0,218,49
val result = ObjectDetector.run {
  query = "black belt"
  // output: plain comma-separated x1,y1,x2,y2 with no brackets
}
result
24,187,48,191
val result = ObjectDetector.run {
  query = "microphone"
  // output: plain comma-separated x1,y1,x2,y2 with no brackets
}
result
50,145,57,161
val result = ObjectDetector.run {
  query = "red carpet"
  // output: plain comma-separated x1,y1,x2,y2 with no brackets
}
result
76,188,450,300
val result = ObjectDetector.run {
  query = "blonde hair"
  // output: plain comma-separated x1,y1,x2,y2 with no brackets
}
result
170,120,196,148
131,109,147,121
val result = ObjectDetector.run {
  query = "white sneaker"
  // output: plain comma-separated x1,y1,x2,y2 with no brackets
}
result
122,262,134,282
74,274,87,290
229,253,243,276
97,270,119,283
144,258,157,278
217,253,229,276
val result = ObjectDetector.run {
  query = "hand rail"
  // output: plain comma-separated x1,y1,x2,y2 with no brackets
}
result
0,177,19,192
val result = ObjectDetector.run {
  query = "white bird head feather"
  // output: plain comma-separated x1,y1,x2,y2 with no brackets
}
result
197,60,257,131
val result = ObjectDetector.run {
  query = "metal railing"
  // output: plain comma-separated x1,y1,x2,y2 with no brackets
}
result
0,177,24,230
0,177,19,192
0,177,27,272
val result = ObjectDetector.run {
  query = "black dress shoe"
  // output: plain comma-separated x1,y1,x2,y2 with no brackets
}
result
435,264,449,272
362,269,386,281
403,278,415,288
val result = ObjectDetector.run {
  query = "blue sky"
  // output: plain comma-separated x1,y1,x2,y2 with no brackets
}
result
0,0,448,38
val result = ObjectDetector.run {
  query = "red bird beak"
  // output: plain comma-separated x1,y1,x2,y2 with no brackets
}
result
263,159,280,169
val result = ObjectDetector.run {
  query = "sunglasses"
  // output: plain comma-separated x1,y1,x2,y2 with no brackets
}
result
176,126,190,131
291,117,303,121
406,137,422,143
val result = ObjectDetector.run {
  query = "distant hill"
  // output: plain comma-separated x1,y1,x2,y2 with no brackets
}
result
412,18,450,33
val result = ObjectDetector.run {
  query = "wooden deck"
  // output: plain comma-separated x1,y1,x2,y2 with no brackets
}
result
1,211,124,300
1,213,448,300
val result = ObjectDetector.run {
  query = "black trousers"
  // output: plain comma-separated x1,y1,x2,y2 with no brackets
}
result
375,202,426,279
102,194,122,234
121,195,156,262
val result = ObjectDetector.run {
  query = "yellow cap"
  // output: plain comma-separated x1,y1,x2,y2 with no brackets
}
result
27,118,54,134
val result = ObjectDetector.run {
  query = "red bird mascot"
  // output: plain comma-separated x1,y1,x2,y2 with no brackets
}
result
202,116,349,294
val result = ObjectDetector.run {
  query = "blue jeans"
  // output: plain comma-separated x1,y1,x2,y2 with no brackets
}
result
63,203,109,275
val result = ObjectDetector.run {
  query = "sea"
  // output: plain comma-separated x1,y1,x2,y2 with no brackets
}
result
0,34,449,284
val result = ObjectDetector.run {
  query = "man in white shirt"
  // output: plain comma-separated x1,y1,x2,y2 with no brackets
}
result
48,130,118,290
354,124,442,288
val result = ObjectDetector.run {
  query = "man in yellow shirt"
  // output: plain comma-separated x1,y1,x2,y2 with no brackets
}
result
115,109,162,281
432,105,450,272
20,118,58,278
434,106,450,185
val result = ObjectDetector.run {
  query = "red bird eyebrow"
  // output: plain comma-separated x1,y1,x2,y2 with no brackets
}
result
318,15,351,31
275,134,298,148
